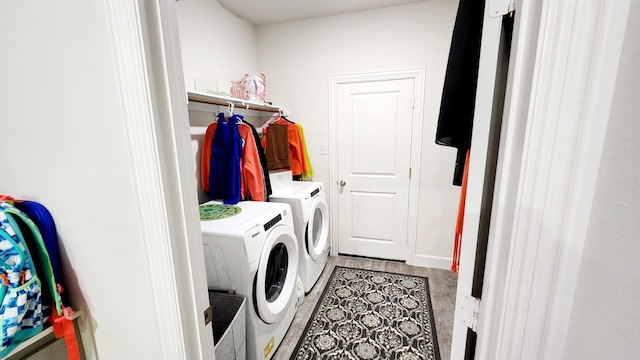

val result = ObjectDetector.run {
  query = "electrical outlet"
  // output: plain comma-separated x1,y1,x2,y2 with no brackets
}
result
320,143,328,155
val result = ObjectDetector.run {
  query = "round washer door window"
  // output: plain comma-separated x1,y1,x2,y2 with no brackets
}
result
255,224,299,324
306,196,329,261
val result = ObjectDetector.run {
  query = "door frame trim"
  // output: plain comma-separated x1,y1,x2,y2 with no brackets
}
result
449,7,506,358
104,1,187,358
328,68,425,264
479,1,632,359
449,0,634,358
106,0,214,358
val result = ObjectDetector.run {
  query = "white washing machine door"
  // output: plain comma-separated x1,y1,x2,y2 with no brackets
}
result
255,224,299,324
306,196,329,261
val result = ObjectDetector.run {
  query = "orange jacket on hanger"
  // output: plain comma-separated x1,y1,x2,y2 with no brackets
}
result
201,119,265,201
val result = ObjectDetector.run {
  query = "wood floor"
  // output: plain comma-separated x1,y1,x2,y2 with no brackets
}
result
272,255,458,360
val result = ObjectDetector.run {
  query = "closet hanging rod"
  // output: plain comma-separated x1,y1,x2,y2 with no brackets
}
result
187,91,282,113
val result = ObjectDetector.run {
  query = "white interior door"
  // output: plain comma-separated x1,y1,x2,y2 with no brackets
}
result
336,78,415,261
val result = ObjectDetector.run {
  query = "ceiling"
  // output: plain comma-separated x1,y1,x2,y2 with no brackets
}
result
217,0,428,26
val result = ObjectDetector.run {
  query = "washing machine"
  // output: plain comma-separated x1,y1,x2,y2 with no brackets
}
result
269,181,329,293
200,201,299,360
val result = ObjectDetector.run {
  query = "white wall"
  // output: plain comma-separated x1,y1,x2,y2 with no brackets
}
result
256,0,460,263
176,0,262,203
176,0,258,92
0,2,165,359
562,1,640,358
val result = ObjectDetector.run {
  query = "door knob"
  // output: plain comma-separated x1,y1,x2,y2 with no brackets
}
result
339,180,346,187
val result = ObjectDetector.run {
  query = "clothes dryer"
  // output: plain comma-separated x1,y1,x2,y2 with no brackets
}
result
269,181,329,293
200,201,299,360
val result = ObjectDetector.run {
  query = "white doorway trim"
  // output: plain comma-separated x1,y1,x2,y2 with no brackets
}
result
104,1,187,358
328,69,425,265
468,1,632,359
481,1,632,359
105,0,214,359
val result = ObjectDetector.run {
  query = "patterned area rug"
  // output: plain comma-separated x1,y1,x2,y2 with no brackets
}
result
290,266,440,360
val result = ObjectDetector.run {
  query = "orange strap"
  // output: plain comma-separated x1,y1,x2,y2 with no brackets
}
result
452,150,471,273
0,195,15,203
51,307,81,360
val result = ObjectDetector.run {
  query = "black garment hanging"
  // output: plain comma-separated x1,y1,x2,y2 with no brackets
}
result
280,116,295,124
241,120,272,201
436,0,486,186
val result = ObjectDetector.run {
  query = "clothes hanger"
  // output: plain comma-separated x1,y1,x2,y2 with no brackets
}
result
232,113,245,124
227,101,235,116
265,109,289,126
265,110,281,125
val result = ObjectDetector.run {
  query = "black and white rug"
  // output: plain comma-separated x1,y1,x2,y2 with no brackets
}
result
290,266,440,360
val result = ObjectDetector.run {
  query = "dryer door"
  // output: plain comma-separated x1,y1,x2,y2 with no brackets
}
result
306,196,329,261
255,224,299,324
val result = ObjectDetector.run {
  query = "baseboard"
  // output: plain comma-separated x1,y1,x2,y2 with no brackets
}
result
409,254,452,270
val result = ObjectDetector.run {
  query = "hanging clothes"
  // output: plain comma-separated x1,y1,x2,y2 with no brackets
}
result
236,115,265,202
452,150,471,273
262,118,307,177
200,113,266,203
264,123,290,170
208,112,242,204
241,120,272,201
435,0,486,186
296,123,314,181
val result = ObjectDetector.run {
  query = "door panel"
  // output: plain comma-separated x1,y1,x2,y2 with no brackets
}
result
351,191,395,240
337,78,414,260
351,93,399,175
